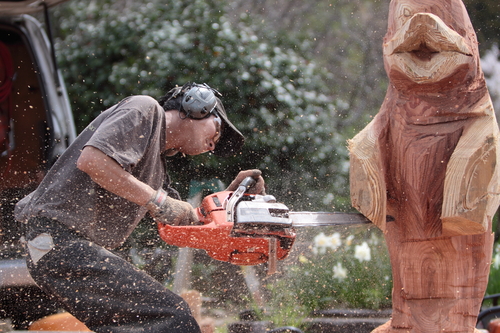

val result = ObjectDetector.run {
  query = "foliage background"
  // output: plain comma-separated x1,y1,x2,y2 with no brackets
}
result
52,0,353,214
51,0,500,211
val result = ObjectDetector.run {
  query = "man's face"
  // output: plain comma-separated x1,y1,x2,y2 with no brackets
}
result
173,114,222,155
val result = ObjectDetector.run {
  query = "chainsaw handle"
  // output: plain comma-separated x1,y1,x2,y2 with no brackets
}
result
227,176,256,223
239,176,257,192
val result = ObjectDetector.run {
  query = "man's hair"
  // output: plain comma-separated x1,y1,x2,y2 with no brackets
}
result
157,90,182,112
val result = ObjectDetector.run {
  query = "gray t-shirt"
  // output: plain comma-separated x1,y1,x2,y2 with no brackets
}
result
15,95,167,249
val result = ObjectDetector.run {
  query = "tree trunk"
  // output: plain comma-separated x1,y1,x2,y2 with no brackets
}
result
349,1,500,332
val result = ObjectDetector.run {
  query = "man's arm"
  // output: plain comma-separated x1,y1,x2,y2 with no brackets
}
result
77,146,155,206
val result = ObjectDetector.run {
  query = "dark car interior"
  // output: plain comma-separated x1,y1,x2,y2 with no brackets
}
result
0,22,60,330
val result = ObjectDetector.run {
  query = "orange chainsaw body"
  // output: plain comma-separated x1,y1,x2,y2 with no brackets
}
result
157,190,296,266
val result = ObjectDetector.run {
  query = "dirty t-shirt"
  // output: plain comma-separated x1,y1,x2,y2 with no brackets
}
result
15,95,167,249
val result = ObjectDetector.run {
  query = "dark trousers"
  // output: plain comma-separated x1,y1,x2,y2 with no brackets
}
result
25,217,201,333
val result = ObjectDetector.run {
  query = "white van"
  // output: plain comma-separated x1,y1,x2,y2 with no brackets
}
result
0,0,76,329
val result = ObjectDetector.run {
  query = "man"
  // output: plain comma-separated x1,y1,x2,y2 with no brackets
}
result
14,83,264,333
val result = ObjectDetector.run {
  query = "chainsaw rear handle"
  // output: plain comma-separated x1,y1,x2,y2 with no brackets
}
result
239,176,256,191
227,176,257,223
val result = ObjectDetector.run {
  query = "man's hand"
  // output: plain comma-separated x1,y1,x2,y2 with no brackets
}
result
226,169,266,195
146,188,199,225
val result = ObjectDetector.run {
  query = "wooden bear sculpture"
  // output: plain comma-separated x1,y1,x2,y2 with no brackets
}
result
348,0,500,332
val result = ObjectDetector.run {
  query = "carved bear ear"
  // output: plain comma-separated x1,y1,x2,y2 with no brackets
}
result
348,120,387,233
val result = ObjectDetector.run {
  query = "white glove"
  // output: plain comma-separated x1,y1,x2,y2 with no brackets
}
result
146,188,199,225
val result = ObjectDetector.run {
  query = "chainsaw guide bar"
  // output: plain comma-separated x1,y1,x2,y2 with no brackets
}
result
289,212,371,227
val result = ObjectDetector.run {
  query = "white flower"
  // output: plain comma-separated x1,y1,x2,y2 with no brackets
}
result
313,232,329,254
328,232,342,251
333,262,347,281
298,254,309,264
314,232,328,247
354,241,371,262
322,193,334,205
345,235,354,247
313,232,342,254
493,253,500,270
369,232,380,245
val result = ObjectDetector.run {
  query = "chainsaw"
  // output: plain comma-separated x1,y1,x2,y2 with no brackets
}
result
157,177,372,274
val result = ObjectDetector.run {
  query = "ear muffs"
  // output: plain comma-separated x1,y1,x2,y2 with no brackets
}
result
166,83,221,119
181,84,217,119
